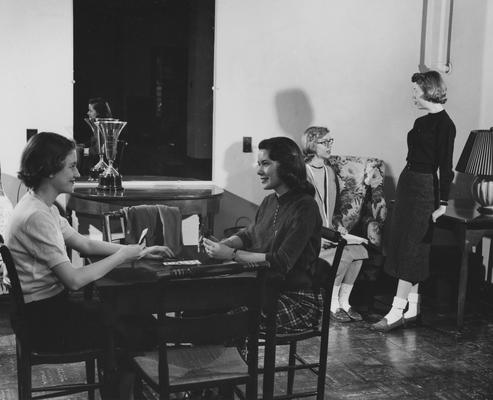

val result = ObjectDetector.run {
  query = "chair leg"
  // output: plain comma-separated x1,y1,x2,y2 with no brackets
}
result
286,342,297,395
316,335,329,400
262,335,276,400
16,342,32,400
220,385,234,400
86,358,96,400
133,373,144,400
97,356,104,388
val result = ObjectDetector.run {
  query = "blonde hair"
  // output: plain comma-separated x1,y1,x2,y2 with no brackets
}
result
411,71,447,104
301,126,330,162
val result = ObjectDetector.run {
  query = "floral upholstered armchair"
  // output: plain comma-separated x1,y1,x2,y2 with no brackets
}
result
328,155,387,251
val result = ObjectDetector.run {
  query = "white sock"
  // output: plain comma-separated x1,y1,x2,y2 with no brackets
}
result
331,285,341,312
339,283,353,311
404,293,420,319
383,296,407,325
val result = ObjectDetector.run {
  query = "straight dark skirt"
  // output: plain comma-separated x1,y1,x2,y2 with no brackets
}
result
384,169,435,283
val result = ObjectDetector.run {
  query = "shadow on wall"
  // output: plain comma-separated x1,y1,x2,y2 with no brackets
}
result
215,141,259,238
214,190,258,239
275,89,313,138
216,89,314,238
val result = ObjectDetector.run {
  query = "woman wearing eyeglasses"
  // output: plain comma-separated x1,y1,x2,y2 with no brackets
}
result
301,126,368,323
371,70,456,332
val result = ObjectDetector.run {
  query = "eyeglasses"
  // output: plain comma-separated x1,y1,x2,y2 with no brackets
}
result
316,139,334,147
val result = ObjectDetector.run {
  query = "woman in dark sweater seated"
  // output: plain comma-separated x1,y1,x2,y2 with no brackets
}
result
203,136,322,333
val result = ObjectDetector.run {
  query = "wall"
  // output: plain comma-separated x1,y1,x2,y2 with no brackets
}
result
213,0,492,229
0,0,492,235
0,0,73,179
479,1,493,129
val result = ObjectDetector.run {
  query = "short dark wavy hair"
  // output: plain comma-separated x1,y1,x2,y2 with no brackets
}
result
18,132,76,190
258,136,315,196
88,97,112,118
411,71,447,104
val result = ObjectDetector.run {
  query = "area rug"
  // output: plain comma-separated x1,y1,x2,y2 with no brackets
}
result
0,332,319,400
0,333,98,399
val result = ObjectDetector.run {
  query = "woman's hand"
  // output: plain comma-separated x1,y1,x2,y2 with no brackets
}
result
117,244,145,262
431,205,447,223
140,245,175,259
336,225,348,235
203,238,234,260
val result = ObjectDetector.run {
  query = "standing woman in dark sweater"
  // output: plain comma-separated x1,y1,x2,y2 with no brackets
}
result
372,71,456,332
203,137,323,333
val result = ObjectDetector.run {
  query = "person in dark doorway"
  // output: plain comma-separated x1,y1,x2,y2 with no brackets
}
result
5,132,174,398
372,70,456,332
301,126,368,322
87,97,113,162
203,136,323,333
87,96,112,120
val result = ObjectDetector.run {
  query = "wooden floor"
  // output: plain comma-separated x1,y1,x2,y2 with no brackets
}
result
317,305,493,399
1,298,492,399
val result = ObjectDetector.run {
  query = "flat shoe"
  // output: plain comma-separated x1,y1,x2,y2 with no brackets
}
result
330,308,352,322
370,317,404,332
403,314,422,326
344,307,363,321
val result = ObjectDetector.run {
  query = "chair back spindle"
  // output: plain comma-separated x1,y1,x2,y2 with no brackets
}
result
0,242,103,400
261,226,347,400
132,261,269,400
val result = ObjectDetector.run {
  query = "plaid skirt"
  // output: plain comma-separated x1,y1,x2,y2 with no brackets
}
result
262,290,323,334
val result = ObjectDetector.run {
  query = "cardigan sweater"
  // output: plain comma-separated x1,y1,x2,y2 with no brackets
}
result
236,189,321,290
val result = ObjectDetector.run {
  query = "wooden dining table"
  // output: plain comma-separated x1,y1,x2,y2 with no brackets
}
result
66,179,224,234
434,199,493,328
90,248,276,399
93,247,206,314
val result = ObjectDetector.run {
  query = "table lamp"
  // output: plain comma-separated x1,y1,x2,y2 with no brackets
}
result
455,128,493,215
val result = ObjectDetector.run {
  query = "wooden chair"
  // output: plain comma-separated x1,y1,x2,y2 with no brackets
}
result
101,206,186,246
261,227,347,400
0,241,104,400
102,209,127,243
131,261,269,400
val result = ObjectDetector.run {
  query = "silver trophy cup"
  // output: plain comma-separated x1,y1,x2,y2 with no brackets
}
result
84,117,110,180
94,119,127,190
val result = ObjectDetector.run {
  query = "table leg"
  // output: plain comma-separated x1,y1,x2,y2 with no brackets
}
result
454,224,468,328
206,213,215,236
488,235,493,283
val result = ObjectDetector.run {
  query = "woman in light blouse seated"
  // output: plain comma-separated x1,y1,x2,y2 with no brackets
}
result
203,136,322,333
5,132,174,397
301,126,368,322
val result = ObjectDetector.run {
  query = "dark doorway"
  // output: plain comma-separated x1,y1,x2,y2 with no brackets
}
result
73,0,214,180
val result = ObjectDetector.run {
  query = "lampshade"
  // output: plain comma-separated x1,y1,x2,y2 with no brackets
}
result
455,128,493,215
456,129,493,176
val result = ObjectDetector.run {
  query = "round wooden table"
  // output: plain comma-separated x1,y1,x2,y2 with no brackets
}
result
66,180,224,233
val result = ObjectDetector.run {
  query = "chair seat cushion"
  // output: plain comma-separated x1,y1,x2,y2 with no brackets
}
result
133,345,249,387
